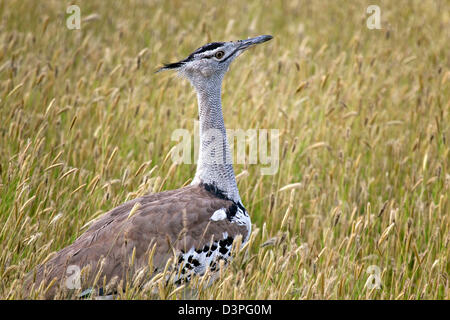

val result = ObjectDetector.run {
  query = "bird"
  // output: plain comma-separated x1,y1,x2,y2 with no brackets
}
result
25,35,273,299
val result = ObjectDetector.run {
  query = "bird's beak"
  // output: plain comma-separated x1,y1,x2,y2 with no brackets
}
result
237,35,273,51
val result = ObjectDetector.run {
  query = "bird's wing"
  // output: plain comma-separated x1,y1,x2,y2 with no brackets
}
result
27,184,248,298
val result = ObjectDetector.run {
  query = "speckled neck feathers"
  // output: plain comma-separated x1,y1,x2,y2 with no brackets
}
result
190,76,241,204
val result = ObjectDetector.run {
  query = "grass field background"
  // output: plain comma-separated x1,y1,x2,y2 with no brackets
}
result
0,0,448,299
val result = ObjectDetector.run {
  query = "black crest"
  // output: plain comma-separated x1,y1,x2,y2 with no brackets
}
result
191,42,224,55
157,42,225,72
161,61,185,70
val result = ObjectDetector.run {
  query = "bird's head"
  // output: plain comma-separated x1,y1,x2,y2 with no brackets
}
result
157,35,273,88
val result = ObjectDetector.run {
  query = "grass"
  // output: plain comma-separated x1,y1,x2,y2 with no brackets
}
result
0,0,448,299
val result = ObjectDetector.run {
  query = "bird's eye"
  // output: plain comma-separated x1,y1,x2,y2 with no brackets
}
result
215,51,225,59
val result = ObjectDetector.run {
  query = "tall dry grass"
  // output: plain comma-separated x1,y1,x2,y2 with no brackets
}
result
0,0,448,299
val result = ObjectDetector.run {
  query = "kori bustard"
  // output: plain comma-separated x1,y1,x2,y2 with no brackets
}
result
26,35,273,298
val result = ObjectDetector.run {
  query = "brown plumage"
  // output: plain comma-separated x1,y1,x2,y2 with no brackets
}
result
25,184,248,298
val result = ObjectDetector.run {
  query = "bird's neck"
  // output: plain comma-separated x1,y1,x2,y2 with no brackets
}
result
191,80,241,203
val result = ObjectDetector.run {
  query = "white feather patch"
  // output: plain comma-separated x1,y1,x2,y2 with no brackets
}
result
210,208,227,221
